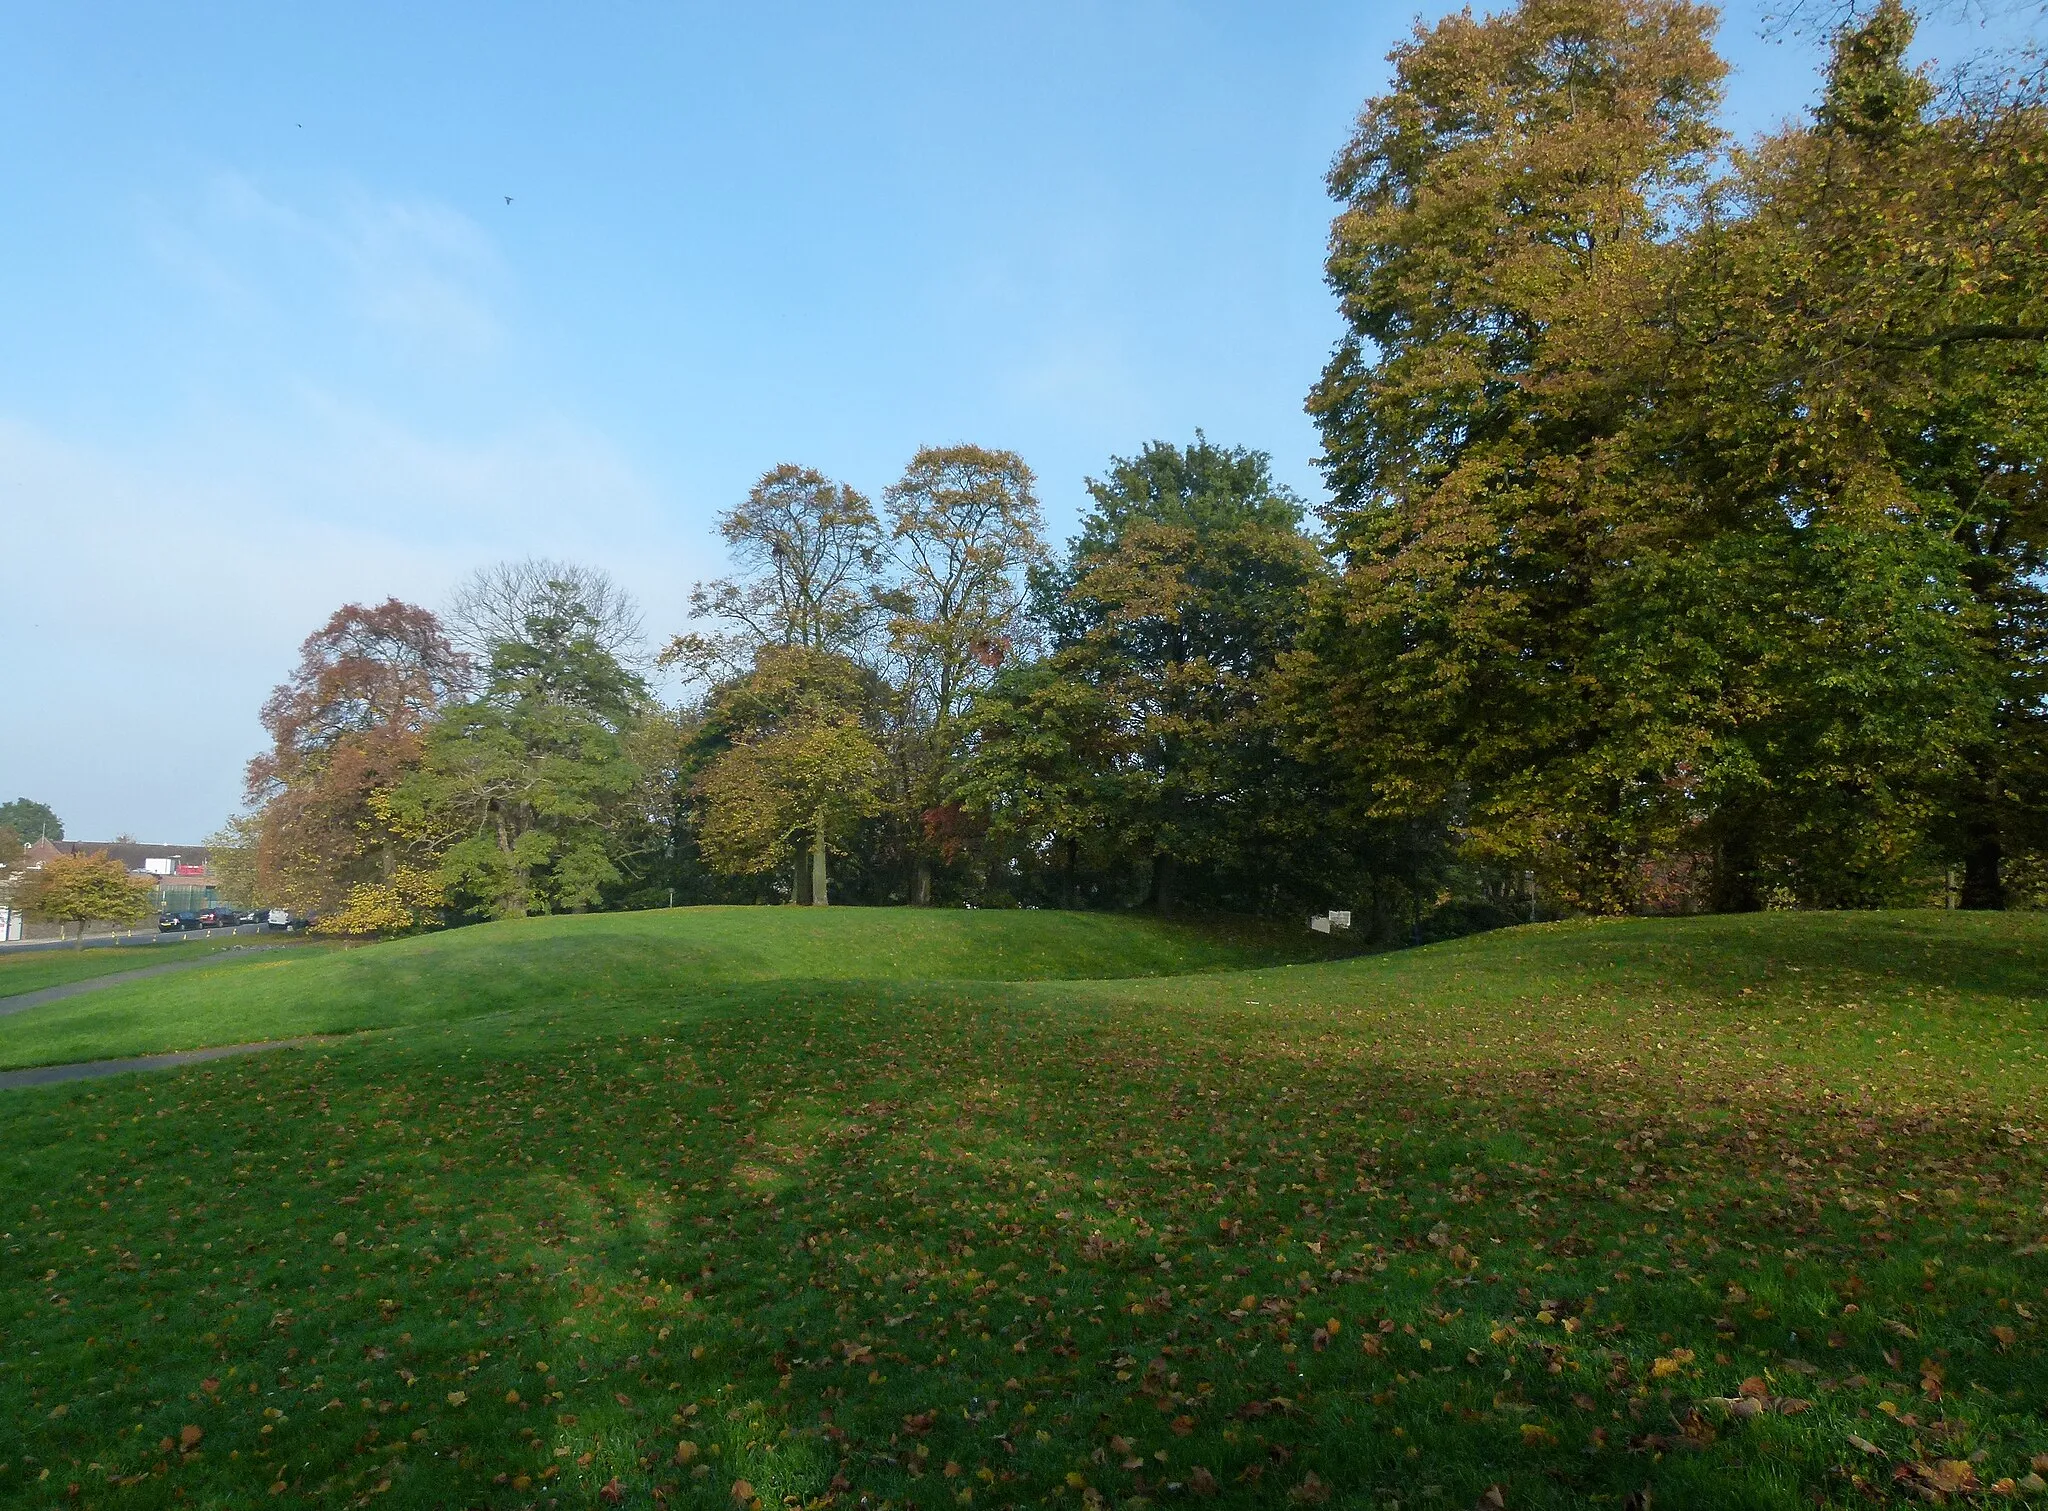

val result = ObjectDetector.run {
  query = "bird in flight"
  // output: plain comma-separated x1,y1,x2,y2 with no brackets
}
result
504,195,514,205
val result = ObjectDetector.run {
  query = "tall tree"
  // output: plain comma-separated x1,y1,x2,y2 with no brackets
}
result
394,585,649,920
246,601,465,916
668,465,883,680
1671,0,2048,906
448,558,645,674
0,799,61,841
1303,0,1750,910
962,439,1332,914
883,444,1046,903
691,646,884,905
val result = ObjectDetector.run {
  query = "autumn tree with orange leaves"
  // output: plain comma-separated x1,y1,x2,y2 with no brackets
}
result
245,599,466,919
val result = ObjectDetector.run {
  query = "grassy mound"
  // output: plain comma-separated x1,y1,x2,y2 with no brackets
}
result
0,907,1338,1072
2,910,2045,1510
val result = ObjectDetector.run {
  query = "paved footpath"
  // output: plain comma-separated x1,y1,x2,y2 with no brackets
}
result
0,1038,329,1091
0,946,287,1019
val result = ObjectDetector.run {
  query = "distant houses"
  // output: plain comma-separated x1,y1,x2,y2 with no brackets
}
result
1,839,219,940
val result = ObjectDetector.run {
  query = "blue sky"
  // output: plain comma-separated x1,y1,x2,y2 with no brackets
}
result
3,0,2037,842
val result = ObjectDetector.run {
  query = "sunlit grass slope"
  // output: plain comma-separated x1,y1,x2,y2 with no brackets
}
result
0,906,1341,1070
1,910,2045,1510
0,939,307,1001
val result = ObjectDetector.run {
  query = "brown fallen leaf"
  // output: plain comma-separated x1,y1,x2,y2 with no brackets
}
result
1188,1466,1219,1497
600,1479,625,1505
1846,1433,1884,1457
1474,1487,1507,1510
729,1478,756,1505
1288,1472,1331,1505
178,1425,202,1451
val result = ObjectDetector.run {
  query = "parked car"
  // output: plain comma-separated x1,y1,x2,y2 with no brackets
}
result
237,910,262,925
196,907,240,928
158,912,199,932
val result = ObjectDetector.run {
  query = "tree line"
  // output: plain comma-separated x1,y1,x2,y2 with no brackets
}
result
228,0,2047,938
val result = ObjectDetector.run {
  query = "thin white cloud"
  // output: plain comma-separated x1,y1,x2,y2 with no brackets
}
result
141,173,509,361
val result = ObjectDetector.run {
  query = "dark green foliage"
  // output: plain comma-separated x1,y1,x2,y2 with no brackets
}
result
0,798,61,842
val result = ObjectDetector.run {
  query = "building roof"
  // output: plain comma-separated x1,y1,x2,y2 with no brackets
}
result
40,841,212,872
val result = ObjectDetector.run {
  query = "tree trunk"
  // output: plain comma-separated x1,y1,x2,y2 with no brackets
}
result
811,807,830,907
1149,851,1176,917
1064,835,1079,910
1959,757,2006,910
1960,828,2005,910
793,854,812,906
912,858,932,907
74,918,86,951
1710,819,1761,914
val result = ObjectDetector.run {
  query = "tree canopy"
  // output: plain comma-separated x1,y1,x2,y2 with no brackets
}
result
219,0,2046,933
0,799,62,842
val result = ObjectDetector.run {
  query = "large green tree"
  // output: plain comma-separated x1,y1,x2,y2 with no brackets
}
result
882,444,1046,904
0,799,61,842
962,438,1338,914
1303,0,1731,912
1303,0,2044,914
1666,0,2048,906
394,587,648,919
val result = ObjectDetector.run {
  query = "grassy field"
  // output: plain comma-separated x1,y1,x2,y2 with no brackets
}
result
0,940,307,1002
0,908,2044,1510
0,908,1341,1072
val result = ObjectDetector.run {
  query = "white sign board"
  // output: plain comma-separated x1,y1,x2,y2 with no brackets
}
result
1327,910,1352,929
1310,915,1332,934
143,857,176,877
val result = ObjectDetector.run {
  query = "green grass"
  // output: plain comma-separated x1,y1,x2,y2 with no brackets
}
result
0,940,304,1002
1,908,2045,1511
0,908,1342,1072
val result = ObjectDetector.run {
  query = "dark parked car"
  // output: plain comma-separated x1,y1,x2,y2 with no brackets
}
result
158,912,199,932
196,907,240,929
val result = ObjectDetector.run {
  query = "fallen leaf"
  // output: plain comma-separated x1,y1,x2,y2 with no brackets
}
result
178,1425,202,1451
1288,1472,1331,1505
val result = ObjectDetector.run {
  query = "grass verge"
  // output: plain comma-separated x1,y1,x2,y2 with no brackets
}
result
0,941,315,1002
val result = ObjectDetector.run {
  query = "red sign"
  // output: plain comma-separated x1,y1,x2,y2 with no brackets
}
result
175,865,204,876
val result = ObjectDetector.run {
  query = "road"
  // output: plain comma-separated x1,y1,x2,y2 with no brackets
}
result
0,921,282,955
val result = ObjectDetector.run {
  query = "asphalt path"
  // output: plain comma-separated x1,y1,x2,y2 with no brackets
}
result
0,945,290,1017
0,1038,329,1091
0,921,278,955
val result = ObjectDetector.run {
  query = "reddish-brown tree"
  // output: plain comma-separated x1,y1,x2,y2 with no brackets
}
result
246,600,465,915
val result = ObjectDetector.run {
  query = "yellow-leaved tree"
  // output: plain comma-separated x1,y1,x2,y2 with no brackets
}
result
693,646,883,906
16,850,155,947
